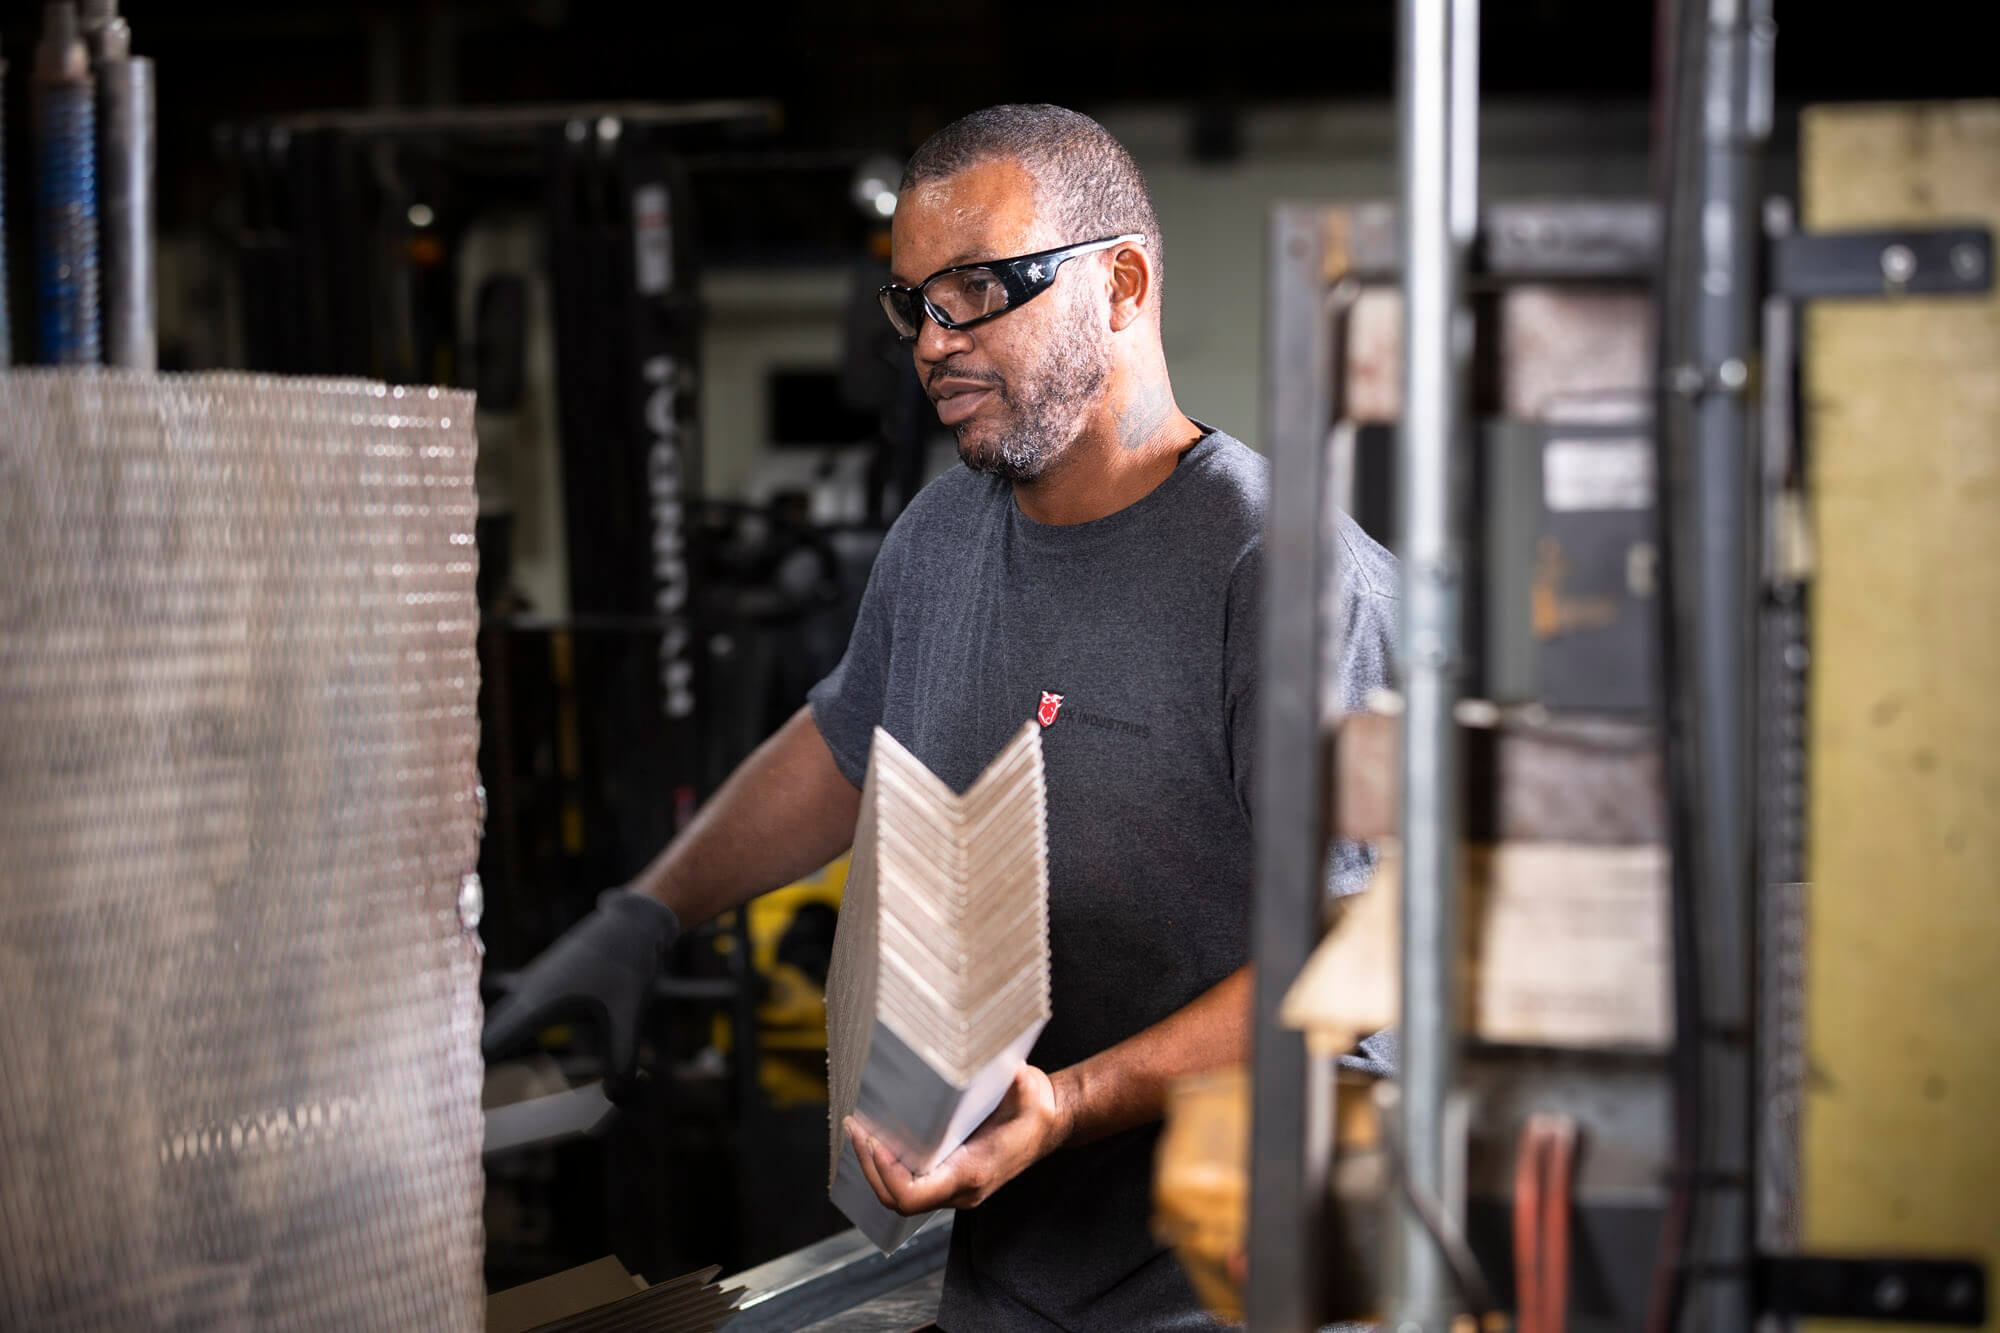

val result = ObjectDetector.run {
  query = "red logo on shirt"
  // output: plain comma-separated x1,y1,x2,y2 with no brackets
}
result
1038,692,1064,727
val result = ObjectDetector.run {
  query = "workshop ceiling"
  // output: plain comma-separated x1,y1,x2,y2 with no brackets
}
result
0,0,1976,235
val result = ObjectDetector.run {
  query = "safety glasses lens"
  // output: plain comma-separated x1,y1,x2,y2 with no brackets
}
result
922,268,1010,326
878,288,923,338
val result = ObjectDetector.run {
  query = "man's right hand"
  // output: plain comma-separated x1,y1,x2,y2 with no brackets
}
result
481,889,681,1089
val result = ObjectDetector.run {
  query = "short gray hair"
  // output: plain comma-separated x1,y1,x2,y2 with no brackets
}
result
902,104,1164,310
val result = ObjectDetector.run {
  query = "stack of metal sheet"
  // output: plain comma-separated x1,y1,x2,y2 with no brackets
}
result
0,371,485,1329
826,723,1051,1252
489,1260,745,1333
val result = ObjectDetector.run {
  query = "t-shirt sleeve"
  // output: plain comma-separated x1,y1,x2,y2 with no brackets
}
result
1229,518,1402,899
1332,514,1401,714
1327,537,1400,897
806,526,905,788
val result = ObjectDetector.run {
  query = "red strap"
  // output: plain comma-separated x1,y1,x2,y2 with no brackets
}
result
1539,1116,1579,1333
1513,1117,1548,1333
1514,1113,1581,1333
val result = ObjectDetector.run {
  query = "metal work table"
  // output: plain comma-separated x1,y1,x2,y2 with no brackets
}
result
724,1217,950,1333
795,1269,941,1332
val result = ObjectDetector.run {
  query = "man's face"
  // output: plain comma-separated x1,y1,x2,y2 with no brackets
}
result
889,158,1112,483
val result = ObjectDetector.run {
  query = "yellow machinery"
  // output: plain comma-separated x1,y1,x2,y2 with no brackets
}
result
714,857,848,1109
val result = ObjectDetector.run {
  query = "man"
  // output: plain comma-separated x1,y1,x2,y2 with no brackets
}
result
488,104,1398,1329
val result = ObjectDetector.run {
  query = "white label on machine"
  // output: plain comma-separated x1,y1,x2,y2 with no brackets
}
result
1544,438,1654,512
633,184,673,295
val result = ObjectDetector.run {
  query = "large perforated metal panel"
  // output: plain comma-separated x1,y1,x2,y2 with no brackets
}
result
0,371,486,1329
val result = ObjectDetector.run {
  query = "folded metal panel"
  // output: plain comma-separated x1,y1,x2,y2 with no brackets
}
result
826,724,1050,1253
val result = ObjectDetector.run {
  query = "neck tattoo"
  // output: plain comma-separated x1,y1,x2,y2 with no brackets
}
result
1113,378,1174,453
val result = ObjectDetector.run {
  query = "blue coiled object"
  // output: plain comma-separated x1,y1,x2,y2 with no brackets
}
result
36,81,100,365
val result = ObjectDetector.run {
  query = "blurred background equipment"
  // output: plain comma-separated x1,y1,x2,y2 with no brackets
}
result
194,92,931,1286
200,97,926,1286
1225,0,1999,1326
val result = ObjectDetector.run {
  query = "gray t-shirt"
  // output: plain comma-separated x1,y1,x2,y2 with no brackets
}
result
808,427,1398,1331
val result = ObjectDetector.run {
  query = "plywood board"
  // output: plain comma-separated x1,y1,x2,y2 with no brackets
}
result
1801,100,2000,1332
1281,840,1671,1052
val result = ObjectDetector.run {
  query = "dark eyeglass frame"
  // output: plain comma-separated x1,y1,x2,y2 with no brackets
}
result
877,233,1145,341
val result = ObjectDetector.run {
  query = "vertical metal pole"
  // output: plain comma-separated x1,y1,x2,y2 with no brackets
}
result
1,38,12,367
97,16,155,370
1249,204,1334,1333
1685,0,1765,1318
1394,0,1476,1326
1654,0,1771,1326
1754,200,1807,1314
34,1,101,366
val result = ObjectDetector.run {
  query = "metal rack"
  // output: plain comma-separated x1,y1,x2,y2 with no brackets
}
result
1254,193,1670,1333
1246,2,1995,1330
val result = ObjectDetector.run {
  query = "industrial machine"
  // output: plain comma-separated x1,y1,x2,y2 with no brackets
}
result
213,101,933,1286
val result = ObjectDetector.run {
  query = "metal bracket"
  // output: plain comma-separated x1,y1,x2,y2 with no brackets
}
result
1769,226,1993,299
1759,1255,1987,1324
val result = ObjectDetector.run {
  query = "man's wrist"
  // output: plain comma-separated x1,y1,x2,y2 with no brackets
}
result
1047,1064,1086,1153
624,869,686,922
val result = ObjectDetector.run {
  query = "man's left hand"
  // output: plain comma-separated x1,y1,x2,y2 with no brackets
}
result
844,1064,1071,1214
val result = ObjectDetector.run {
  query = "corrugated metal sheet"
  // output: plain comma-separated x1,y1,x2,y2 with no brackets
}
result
0,371,485,1329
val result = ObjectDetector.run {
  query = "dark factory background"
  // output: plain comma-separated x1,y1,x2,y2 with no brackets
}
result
1,0,1992,1321
2,0,1987,374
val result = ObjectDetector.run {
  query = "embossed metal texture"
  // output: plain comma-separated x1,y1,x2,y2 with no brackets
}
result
0,371,485,1329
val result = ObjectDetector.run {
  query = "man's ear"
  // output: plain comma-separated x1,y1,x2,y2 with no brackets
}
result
1106,240,1152,332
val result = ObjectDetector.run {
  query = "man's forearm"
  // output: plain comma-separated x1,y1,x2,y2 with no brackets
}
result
631,706,861,928
1050,963,1251,1149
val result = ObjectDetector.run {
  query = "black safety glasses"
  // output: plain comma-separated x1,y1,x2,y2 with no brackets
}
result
876,233,1145,341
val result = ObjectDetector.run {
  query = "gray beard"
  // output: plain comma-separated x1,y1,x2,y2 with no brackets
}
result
955,308,1110,484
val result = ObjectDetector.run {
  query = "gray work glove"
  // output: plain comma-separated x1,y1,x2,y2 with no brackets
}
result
1340,1028,1399,1080
481,888,681,1091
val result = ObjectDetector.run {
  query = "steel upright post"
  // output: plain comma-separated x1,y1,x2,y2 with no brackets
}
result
95,14,156,370
1392,0,1478,1327
1651,0,1773,1328
1248,204,1335,1333
33,1,101,366
1,37,11,367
